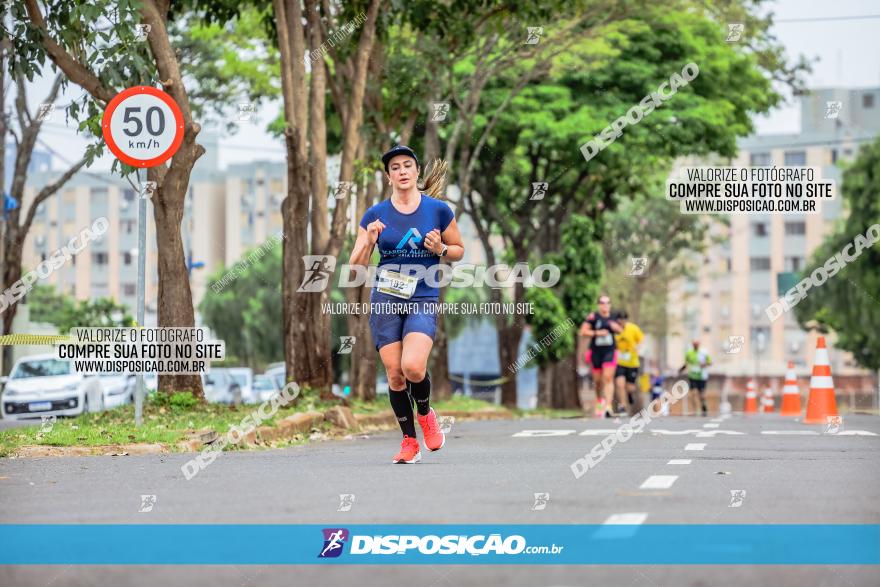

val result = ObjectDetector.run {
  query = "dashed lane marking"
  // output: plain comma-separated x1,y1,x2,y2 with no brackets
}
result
640,475,678,490
603,513,648,524
684,443,707,451
667,459,692,465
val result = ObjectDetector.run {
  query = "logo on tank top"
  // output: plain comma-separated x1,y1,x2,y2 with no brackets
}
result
395,227,422,250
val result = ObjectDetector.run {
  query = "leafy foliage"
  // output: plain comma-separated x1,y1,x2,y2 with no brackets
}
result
28,284,133,333
794,137,880,369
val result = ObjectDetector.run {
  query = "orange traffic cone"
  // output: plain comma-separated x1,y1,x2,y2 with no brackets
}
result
804,336,839,424
744,379,758,413
761,386,775,413
779,361,802,417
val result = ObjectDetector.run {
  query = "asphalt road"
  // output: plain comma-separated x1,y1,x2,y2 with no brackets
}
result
1,412,878,586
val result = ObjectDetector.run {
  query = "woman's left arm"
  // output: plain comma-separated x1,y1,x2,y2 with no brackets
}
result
439,218,464,262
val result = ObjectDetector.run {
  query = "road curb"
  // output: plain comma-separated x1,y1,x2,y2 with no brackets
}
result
11,443,168,458
6,408,513,458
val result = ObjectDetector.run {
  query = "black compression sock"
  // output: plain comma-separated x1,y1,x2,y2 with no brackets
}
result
408,372,431,416
389,387,417,437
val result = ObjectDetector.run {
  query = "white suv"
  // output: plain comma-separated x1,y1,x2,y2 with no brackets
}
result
1,354,105,420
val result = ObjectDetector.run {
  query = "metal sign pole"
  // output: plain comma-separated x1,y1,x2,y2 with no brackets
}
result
101,85,183,428
134,169,147,428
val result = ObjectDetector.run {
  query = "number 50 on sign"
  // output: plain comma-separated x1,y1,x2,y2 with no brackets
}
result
102,86,184,168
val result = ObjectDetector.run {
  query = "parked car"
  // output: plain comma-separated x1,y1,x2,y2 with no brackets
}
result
201,369,242,405
1,354,104,420
229,367,255,404
99,373,136,409
252,374,280,403
265,365,286,391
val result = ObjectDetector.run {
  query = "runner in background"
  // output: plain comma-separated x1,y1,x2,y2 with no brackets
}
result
579,295,623,418
679,339,711,416
650,367,669,416
613,311,644,415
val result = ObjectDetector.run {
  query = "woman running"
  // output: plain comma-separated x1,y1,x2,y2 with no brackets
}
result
349,145,464,463
580,294,623,418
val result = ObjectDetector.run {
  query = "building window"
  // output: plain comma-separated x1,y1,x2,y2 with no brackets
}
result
831,149,838,164
93,252,108,265
785,256,804,272
123,189,136,202
750,152,771,167
784,151,806,166
751,221,768,237
864,93,875,109
124,252,132,265
123,283,136,296
727,258,732,272
784,221,806,235
750,257,771,271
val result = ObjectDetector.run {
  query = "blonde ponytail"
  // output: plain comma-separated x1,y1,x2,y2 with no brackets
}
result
419,159,448,199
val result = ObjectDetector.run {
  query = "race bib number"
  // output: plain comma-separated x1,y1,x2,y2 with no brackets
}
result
618,351,631,362
595,334,613,346
377,269,417,299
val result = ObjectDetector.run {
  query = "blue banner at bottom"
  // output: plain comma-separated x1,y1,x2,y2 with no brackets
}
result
0,524,877,564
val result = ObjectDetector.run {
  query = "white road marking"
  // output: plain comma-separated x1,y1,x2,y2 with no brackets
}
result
685,443,706,451
603,513,648,525
640,475,678,490
512,430,576,437
512,428,876,438
667,459,692,465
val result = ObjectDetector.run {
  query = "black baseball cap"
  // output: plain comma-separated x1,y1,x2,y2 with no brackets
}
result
382,145,419,172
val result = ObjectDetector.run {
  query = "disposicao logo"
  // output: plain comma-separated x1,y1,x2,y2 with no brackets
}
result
318,528,349,558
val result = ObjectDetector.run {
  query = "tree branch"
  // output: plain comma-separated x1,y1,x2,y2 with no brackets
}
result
20,156,87,237
22,0,116,104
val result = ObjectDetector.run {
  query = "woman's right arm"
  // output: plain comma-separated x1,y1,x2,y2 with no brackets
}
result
349,220,385,266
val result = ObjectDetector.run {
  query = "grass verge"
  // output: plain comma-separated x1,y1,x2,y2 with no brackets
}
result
0,390,579,457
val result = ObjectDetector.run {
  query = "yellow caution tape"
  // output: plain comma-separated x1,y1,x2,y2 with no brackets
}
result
0,334,74,346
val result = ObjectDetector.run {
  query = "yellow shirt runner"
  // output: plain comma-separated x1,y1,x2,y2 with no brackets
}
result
616,322,644,368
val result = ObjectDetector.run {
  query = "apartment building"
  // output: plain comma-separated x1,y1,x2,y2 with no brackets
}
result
667,87,879,387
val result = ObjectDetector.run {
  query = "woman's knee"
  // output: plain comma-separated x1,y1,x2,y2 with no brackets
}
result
386,369,406,390
400,359,426,382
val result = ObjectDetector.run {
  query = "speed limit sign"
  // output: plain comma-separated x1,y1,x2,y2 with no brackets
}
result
102,86,185,167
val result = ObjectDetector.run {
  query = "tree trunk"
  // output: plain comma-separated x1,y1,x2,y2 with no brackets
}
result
423,116,451,400
430,284,452,400
345,146,378,401
550,351,581,409
497,319,521,407
152,178,203,396
346,279,376,401
537,351,581,410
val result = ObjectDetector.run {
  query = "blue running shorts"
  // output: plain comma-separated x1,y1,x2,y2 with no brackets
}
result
368,290,439,350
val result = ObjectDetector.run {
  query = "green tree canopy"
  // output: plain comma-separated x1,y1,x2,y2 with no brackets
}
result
794,137,880,370
28,284,133,333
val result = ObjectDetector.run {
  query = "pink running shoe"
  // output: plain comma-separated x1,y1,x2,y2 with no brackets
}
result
392,435,421,464
416,408,446,451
